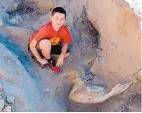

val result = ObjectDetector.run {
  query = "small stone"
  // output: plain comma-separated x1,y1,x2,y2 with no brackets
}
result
0,18,4,27
6,0,22,13
3,106,12,112
0,99,4,111
6,95,15,104
0,91,3,95
0,91,5,100
0,95,2,99
0,82,3,92
9,14,23,26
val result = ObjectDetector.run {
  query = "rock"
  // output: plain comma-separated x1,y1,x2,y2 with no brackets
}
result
0,91,5,100
6,95,15,104
0,43,43,111
0,0,21,13
0,99,4,111
33,13,50,30
0,83,4,98
9,14,23,26
7,0,22,13
0,7,9,27
124,0,141,18
0,26,34,50
0,95,2,100
3,106,12,112
23,0,54,14
0,83,4,99
0,83,3,92
86,0,141,82
0,90,5,99
0,18,4,27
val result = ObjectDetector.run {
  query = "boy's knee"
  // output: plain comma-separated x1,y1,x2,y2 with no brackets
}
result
38,39,51,59
39,39,51,50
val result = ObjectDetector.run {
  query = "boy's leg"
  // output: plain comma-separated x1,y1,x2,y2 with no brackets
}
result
51,45,71,58
28,40,50,68
28,39,51,61
51,53,70,61
28,44,38,62
38,39,51,59
36,39,60,73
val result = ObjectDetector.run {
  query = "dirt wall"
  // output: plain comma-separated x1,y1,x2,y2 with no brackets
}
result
86,0,141,90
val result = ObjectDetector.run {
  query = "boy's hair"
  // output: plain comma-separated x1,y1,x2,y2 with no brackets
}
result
51,7,66,18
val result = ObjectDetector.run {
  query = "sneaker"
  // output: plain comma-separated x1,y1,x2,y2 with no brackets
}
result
37,62,46,69
36,58,60,73
46,58,60,73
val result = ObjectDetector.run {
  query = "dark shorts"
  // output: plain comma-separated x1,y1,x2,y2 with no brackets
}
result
28,40,70,59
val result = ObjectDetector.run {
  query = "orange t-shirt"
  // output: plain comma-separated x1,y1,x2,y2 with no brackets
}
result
29,22,72,45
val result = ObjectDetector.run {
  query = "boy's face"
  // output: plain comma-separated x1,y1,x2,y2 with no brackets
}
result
51,12,66,29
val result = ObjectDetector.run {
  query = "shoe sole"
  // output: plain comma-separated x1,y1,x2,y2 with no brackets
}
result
30,54,60,73
45,65,60,74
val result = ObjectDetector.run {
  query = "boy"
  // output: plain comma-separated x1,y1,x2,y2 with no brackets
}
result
28,7,72,73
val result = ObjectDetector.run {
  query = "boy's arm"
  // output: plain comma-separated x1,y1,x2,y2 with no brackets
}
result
56,44,68,67
60,44,68,57
56,27,72,67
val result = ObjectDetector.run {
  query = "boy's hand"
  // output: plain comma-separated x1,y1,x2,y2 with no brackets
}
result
56,54,64,67
38,58,48,65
